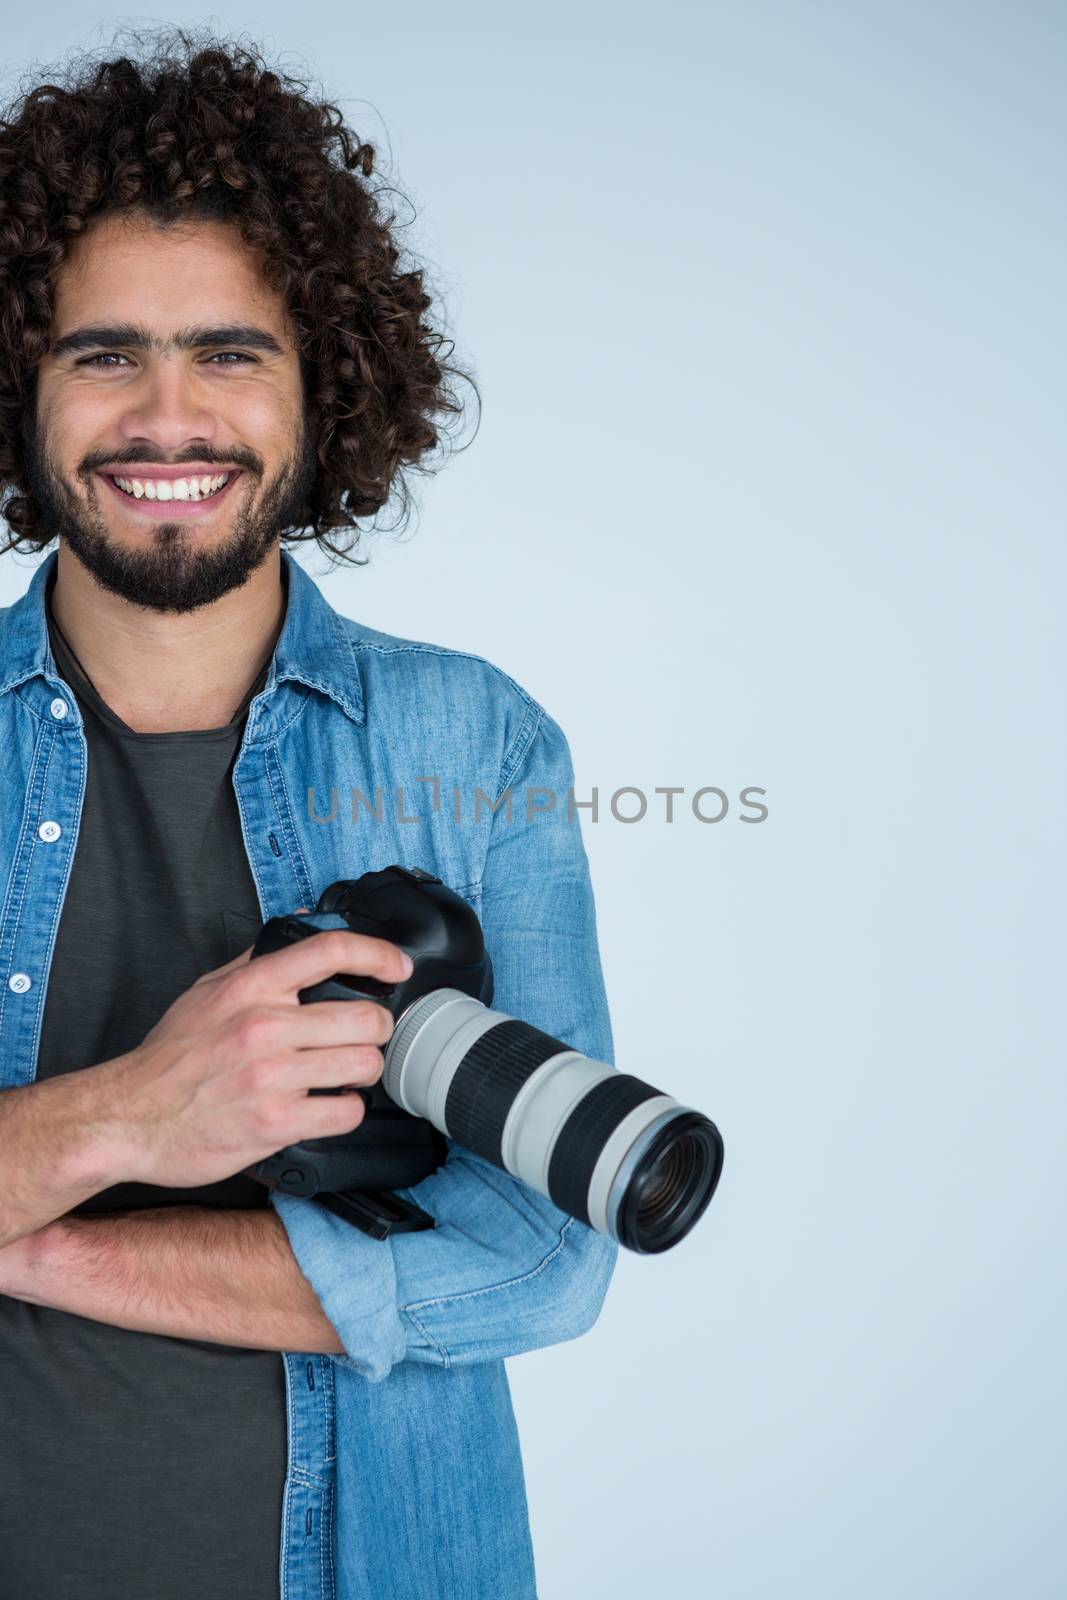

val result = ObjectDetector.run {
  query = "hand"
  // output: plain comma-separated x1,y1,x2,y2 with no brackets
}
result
101,912,413,1190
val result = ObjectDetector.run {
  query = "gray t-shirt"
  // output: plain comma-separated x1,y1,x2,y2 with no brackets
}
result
0,574,288,1598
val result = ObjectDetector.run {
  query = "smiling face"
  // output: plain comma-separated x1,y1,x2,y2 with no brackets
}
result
27,208,318,613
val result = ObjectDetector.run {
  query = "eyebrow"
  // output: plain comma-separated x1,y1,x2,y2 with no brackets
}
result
47,323,287,360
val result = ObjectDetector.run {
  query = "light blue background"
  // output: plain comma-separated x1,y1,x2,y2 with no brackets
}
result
2,5,1063,1595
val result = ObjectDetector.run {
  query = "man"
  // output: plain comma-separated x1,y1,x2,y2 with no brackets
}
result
0,29,617,1600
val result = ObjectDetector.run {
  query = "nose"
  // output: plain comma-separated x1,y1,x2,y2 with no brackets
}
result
113,355,219,455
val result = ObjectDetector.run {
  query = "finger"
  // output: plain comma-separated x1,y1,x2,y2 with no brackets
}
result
267,999,396,1054
241,928,413,998
291,1089,370,1143
286,1044,385,1091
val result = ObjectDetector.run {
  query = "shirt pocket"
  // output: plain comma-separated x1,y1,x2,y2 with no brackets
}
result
219,907,265,963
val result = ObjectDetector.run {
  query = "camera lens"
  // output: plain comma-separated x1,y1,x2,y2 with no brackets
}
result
385,989,724,1256
617,1112,724,1255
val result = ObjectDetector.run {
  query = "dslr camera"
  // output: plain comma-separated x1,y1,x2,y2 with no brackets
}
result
245,865,724,1255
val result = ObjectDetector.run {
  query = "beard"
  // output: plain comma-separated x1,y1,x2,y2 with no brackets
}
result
20,402,319,615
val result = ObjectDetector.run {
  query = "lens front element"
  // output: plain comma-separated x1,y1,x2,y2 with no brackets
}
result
618,1112,724,1254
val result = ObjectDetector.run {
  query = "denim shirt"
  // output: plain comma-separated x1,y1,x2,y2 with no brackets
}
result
0,547,618,1600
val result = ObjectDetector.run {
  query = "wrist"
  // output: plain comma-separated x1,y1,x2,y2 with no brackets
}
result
0,1214,63,1303
64,1053,144,1190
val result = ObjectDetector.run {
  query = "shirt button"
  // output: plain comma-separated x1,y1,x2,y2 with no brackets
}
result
8,973,31,994
50,697,68,720
38,820,62,842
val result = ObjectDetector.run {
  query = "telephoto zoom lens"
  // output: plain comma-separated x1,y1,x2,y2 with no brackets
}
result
384,989,724,1254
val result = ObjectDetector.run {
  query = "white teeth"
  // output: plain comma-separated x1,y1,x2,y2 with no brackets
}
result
111,472,231,502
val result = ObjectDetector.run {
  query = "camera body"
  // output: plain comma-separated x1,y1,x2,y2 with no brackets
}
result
245,865,491,1237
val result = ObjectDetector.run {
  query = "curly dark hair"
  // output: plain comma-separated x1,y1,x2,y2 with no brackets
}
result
0,24,477,565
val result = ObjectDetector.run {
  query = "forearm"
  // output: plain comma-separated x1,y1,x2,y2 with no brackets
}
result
0,1062,132,1248
4,1204,346,1354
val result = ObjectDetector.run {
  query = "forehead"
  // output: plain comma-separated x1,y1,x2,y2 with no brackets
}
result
52,210,288,333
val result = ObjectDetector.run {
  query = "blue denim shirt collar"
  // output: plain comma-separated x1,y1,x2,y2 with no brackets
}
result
0,546,366,728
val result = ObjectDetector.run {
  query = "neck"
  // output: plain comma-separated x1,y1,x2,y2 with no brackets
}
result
50,544,287,734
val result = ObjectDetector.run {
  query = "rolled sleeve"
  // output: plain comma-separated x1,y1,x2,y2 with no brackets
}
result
272,703,620,1381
